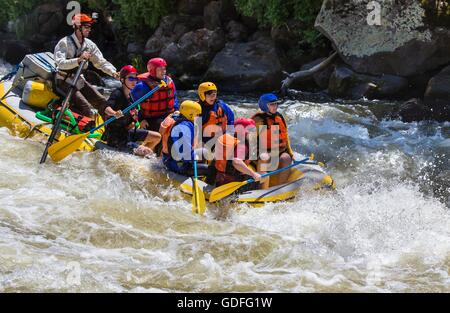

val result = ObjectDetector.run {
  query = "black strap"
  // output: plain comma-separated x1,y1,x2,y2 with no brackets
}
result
67,35,82,58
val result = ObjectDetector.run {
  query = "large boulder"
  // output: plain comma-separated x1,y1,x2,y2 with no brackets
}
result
328,65,408,99
0,40,32,64
177,0,209,16
204,1,222,30
144,14,204,58
204,34,282,92
315,0,450,77
395,98,432,122
160,28,225,85
225,20,248,42
425,65,450,105
14,2,66,44
424,65,450,121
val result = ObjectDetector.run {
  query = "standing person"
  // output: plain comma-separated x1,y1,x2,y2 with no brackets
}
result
197,82,234,146
101,65,161,156
252,93,294,186
130,57,179,132
54,13,120,119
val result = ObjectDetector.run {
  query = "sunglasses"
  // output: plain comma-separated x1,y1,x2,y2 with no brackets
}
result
126,76,139,81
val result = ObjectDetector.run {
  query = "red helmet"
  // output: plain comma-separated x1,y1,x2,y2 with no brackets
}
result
72,13,96,26
147,58,167,77
119,65,138,79
234,118,256,128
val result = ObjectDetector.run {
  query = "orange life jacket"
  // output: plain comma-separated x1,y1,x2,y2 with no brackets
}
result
202,102,227,138
140,76,175,118
159,114,194,156
214,134,251,174
252,112,288,152
159,114,177,156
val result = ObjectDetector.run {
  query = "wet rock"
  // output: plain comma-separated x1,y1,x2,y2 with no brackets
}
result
225,20,248,42
1,40,32,64
177,0,209,16
315,1,450,76
127,42,144,55
425,65,450,104
204,35,282,92
161,28,225,77
219,0,239,23
240,15,259,33
328,65,408,99
271,20,302,50
396,98,431,122
144,14,203,58
204,1,222,30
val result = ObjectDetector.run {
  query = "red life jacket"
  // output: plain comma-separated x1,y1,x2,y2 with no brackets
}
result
140,76,175,118
53,108,95,133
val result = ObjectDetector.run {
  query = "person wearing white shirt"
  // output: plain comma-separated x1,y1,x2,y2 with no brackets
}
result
54,13,120,119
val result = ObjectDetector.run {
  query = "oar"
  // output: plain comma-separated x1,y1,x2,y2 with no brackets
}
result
48,80,167,162
192,158,206,215
40,60,87,164
209,157,312,203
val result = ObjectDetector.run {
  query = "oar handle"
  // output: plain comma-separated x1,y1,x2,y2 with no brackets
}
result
40,60,87,164
89,81,167,134
246,157,311,183
193,159,199,179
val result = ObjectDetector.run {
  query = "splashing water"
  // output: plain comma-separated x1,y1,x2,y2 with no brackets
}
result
0,61,449,292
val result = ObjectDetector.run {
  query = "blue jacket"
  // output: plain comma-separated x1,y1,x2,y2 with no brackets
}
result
162,118,195,174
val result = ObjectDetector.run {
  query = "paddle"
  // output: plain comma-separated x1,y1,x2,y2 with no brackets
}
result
47,80,167,162
40,60,87,164
208,157,312,203
192,158,206,215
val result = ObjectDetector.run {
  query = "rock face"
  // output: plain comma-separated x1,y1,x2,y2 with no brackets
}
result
396,98,432,122
315,0,450,77
204,35,282,92
160,28,225,87
425,65,450,104
328,65,408,99
204,1,222,30
144,14,204,58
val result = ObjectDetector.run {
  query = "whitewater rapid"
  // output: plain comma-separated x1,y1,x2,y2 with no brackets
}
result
0,59,449,292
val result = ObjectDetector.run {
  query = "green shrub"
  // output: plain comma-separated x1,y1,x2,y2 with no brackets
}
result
0,0,41,29
234,0,325,48
76,0,175,41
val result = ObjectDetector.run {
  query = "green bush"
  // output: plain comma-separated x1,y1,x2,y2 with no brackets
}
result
0,0,41,29
233,0,324,48
83,0,175,41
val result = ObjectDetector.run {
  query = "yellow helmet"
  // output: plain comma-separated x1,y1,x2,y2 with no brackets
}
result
179,100,202,121
198,82,217,102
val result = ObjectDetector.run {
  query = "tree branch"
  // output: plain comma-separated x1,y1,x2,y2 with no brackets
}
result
280,51,338,95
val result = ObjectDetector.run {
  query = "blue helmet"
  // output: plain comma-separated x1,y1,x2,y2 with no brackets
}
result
258,93,279,112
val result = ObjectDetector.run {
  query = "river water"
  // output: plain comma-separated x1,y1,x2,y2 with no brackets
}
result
0,60,449,292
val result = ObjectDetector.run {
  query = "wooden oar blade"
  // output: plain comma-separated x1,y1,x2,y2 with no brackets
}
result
209,181,247,203
48,133,89,162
